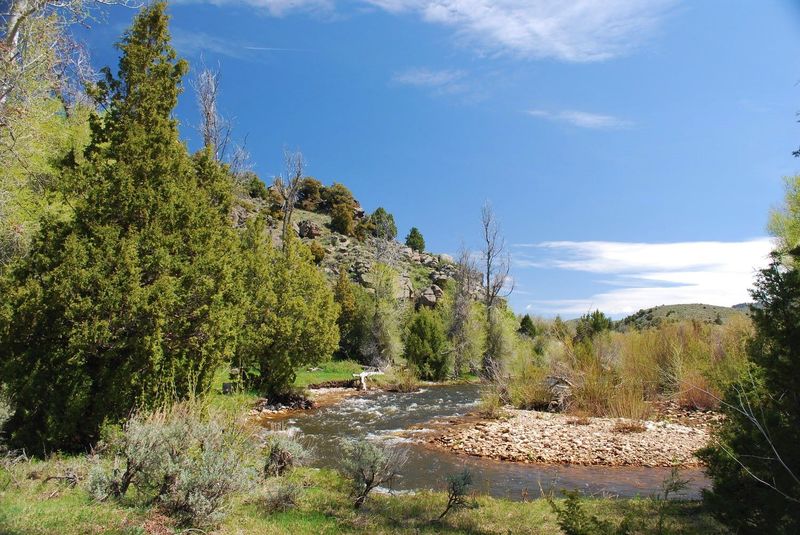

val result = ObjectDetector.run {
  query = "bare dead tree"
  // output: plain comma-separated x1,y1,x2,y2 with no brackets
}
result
480,201,513,377
450,245,478,376
190,60,232,161
1,0,138,109
273,148,304,252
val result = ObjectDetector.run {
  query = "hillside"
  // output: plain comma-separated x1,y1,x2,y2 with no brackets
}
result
619,303,749,330
233,189,480,309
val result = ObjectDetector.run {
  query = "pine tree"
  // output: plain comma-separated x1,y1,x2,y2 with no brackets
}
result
0,3,240,453
405,227,425,252
518,314,537,337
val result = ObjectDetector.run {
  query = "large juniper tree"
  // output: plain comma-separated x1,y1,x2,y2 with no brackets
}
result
0,2,240,453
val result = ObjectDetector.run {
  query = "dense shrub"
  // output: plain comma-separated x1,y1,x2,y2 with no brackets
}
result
88,403,257,528
405,227,425,252
321,182,355,212
0,3,240,454
575,310,614,342
330,202,355,236
405,308,450,380
297,177,323,211
340,438,407,509
307,240,325,264
244,172,269,200
548,490,628,535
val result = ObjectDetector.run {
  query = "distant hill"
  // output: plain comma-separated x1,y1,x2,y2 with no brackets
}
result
618,303,749,330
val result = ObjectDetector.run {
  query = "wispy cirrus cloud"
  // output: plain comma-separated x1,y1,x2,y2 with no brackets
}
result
178,1,677,62
391,67,468,94
362,0,676,61
514,239,774,317
172,0,334,17
171,28,302,60
527,108,632,129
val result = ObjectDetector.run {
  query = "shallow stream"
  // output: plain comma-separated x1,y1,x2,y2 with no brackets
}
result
270,384,709,500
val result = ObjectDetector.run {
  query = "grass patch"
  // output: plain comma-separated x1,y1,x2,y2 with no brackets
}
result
0,459,726,535
293,360,364,389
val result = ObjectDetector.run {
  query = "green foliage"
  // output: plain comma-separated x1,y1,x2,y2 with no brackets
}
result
0,3,240,454
518,314,537,337
320,182,355,211
88,403,257,528
340,439,408,509
1,13,92,265
307,240,325,264
297,177,323,211
244,172,269,200
333,268,365,360
369,207,397,240
360,264,404,367
405,308,450,380
330,202,355,236
769,174,800,253
405,227,425,252
575,310,614,341
698,258,800,533
548,491,629,535
236,219,340,397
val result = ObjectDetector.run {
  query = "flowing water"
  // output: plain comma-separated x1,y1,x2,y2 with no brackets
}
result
269,384,709,500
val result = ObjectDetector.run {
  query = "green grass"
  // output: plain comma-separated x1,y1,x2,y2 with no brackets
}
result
0,459,725,535
293,360,364,389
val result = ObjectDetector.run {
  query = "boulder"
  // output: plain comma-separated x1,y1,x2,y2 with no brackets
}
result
298,220,323,239
417,287,438,308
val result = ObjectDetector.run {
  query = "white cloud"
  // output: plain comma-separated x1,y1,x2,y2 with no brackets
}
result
527,108,632,129
363,0,676,61
515,239,775,317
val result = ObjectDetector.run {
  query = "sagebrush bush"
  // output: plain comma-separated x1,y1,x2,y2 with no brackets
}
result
256,478,302,512
263,433,311,477
88,403,258,528
340,438,407,509
477,388,507,419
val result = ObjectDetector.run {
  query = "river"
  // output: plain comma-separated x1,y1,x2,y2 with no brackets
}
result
268,384,709,500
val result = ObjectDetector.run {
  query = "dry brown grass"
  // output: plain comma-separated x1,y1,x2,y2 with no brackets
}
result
612,419,647,434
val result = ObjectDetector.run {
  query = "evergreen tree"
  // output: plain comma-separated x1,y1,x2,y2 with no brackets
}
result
405,308,449,380
0,3,240,453
405,227,425,252
574,310,614,341
333,267,363,360
236,220,340,397
518,314,537,337
698,256,800,532
370,207,397,240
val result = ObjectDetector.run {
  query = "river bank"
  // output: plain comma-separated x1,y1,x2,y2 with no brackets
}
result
422,407,712,467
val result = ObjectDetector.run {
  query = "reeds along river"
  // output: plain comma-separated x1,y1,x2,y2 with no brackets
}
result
265,384,709,500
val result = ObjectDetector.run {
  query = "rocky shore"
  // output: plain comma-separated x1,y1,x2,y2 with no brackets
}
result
424,409,711,467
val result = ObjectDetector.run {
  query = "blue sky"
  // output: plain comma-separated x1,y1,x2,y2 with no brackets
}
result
81,1,800,318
